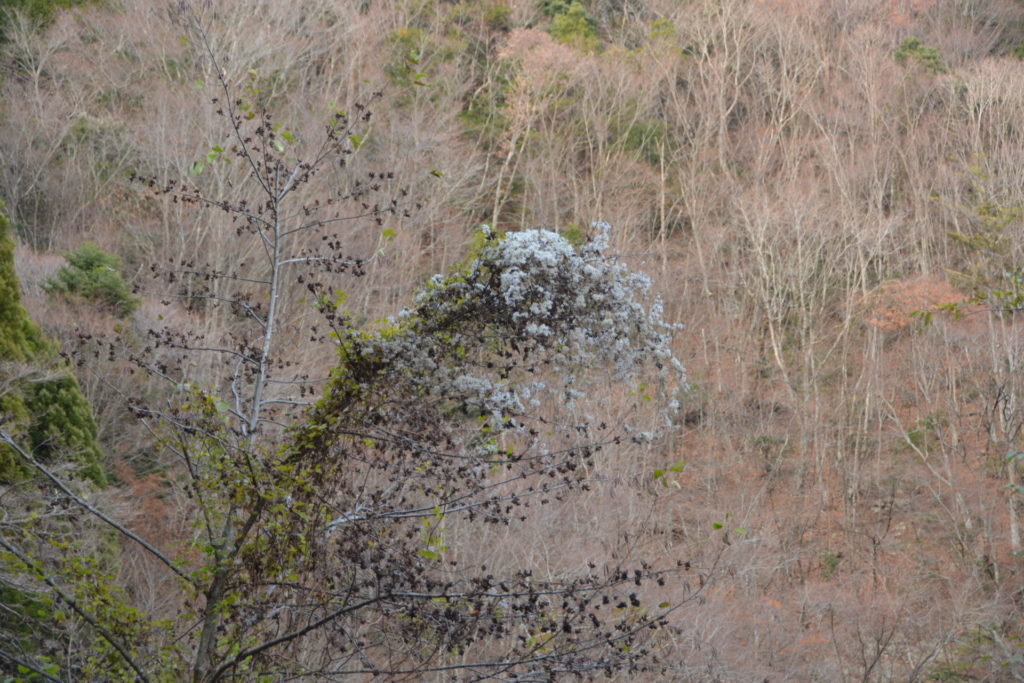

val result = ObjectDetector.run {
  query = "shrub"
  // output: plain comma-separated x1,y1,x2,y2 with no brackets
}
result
484,2,512,32
42,241,139,317
547,1,600,52
894,37,947,74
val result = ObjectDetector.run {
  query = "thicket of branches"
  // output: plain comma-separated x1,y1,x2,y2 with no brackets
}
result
2,0,1024,679
0,4,695,680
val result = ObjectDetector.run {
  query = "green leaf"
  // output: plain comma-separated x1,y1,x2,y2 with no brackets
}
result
909,309,933,326
281,130,295,143
658,601,670,608
711,522,723,530
668,460,686,473
430,169,444,178
382,228,395,240
189,160,204,175
653,469,665,480
348,134,363,151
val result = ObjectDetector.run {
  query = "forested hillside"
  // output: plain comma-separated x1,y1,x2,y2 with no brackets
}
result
2,0,1024,679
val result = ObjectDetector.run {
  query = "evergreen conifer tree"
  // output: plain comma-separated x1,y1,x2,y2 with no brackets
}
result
0,203,104,484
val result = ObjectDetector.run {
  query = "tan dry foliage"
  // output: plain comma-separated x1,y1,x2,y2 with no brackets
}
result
863,275,965,331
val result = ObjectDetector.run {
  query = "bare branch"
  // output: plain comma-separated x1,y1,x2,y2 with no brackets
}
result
0,430,196,587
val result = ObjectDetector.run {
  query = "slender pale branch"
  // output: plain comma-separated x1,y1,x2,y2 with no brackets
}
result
0,430,196,587
0,647,62,683
208,594,389,681
0,536,151,682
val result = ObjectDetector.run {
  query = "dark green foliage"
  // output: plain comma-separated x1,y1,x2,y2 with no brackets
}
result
621,117,670,164
42,241,140,318
894,37,947,74
24,375,105,485
458,63,514,145
0,205,105,485
547,0,600,52
0,204,46,362
1,202,42,481
483,2,512,31
0,581,62,678
0,390,30,482
0,0,84,40
539,0,577,17
942,169,1024,315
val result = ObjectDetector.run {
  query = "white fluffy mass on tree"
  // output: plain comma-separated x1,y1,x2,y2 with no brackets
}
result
342,223,685,430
